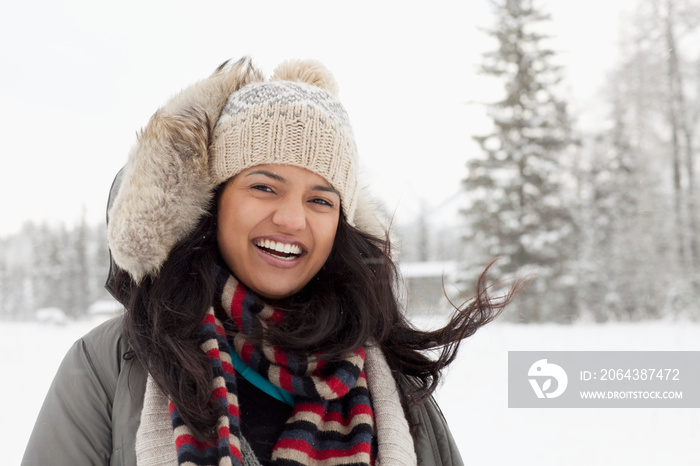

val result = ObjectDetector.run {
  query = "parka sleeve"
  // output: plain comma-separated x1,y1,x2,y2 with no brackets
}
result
21,320,122,466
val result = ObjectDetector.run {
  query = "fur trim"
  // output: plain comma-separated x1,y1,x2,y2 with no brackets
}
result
271,59,339,96
354,189,399,258
354,189,390,241
107,58,264,283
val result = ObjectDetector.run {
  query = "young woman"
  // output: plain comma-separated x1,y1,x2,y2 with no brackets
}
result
23,58,514,466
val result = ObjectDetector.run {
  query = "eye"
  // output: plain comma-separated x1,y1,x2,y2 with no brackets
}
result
251,184,274,194
310,197,334,208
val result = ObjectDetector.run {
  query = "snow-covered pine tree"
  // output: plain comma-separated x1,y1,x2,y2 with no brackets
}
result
68,208,91,315
591,0,700,318
31,223,68,314
89,221,112,307
463,0,578,322
577,101,663,321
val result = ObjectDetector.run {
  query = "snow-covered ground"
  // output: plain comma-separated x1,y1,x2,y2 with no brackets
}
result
4,318,699,465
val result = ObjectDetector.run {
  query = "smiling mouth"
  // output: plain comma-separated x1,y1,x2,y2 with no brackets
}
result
254,239,304,261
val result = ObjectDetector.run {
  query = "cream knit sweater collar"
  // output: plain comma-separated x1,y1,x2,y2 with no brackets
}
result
135,345,417,466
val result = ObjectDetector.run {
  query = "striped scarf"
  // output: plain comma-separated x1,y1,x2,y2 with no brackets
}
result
170,269,376,465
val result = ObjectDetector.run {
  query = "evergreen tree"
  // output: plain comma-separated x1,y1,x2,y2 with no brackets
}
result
463,0,577,321
91,221,112,304
68,208,91,315
577,112,663,321
591,0,700,318
31,223,66,312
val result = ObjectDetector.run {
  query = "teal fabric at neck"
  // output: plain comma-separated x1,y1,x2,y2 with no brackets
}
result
229,347,295,406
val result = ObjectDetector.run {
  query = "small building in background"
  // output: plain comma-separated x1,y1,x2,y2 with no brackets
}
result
399,261,458,315
35,307,68,325
87,299,124,322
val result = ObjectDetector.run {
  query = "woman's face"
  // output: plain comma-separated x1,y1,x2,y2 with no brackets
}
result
217,164,340,300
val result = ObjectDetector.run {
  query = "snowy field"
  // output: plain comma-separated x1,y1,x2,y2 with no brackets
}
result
3,318,699,465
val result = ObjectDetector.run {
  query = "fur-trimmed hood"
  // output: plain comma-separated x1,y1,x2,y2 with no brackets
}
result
106,57,387,284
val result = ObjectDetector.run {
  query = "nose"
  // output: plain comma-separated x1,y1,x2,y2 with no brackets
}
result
271,196,306,232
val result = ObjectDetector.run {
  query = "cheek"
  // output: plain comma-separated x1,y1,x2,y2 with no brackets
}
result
216,221,235,267
216,206,247,265
315,220,339,261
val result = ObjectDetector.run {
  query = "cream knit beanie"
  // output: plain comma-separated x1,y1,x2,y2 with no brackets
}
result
210,60,359,222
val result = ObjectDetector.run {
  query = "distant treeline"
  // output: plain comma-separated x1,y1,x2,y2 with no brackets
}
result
0,219,112,320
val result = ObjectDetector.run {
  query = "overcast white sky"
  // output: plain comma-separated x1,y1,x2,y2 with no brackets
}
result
0,0,629,236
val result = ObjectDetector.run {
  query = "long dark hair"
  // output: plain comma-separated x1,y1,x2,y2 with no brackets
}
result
114,185,519,440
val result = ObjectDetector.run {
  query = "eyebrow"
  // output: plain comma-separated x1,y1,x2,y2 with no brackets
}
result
246,169,285,182
245,169,340,196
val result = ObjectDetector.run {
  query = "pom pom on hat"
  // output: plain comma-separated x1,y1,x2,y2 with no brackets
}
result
272,59,340,96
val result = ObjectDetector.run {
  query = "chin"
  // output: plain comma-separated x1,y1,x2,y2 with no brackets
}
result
252,283,303,301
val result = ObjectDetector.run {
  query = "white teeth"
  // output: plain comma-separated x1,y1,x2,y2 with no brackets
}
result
255,240,302,255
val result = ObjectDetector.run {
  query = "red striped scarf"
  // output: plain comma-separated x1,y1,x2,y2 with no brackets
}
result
169,269,376,465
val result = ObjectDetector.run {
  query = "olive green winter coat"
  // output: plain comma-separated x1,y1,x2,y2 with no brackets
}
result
22,318,464,465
